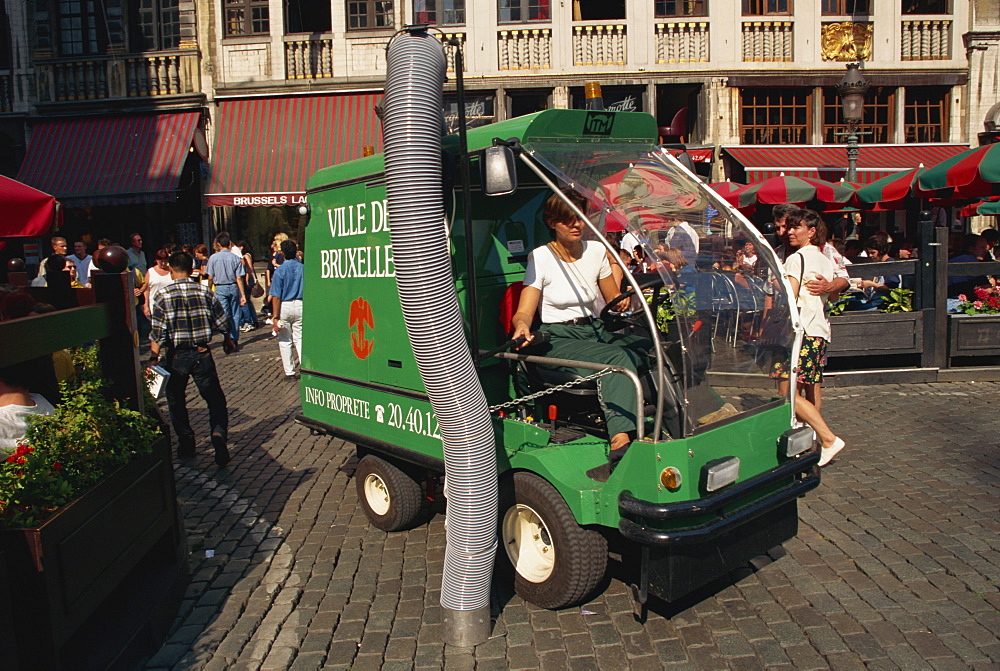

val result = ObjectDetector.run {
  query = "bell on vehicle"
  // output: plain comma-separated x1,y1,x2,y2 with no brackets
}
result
482,144,518,196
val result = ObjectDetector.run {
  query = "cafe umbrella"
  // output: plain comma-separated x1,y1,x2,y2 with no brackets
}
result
723,174,856,209
0,175,61,238
917,143,1000,197
958,197,1000,217
853,165,947,210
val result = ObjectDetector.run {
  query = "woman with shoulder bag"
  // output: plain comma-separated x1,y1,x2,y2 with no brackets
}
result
769,209,845,467
235,240,259,332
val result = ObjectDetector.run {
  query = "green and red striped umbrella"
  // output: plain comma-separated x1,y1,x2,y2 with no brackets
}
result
708,181,755,215
724,175,855,209
958,197,1000,217
853,166,945,209
709,181,746,198
975,200,1000,215
917,143,1000,197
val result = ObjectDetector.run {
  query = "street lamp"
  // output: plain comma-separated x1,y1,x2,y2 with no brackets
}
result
837,62,870,183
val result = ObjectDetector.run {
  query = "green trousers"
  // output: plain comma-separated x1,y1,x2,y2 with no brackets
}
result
536,321,649,438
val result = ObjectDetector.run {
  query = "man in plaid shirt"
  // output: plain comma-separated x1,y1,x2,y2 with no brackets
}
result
149,251,236,466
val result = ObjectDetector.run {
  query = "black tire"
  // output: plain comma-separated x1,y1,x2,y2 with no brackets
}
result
498,472,608,609
355,454,424,532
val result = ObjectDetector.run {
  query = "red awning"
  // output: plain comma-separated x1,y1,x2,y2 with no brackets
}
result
722,144,970,184
205,93,384,207
17,112,200,206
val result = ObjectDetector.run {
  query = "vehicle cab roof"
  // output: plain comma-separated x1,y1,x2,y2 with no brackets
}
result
306,109,660,189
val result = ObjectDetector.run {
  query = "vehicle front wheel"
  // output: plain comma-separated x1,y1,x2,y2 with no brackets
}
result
355,454,424,532
499,472,608,609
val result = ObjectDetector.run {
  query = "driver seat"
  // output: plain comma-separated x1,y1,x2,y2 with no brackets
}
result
500,281,599,397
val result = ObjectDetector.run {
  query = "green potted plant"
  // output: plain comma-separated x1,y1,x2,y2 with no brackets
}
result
0,347,179,670
879,287,914,314
954,287,1000,315
948,286,1000,359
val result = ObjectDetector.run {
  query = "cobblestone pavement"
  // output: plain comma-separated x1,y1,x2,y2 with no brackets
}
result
145,333,1000,670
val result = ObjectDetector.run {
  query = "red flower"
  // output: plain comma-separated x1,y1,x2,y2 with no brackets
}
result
52,462,63,471
974,287,990,300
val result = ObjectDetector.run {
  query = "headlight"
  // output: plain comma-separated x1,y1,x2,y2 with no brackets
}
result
703,457,740,492
779,427,815,458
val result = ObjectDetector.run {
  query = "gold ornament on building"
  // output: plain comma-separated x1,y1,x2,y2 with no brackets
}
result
821,22,873,62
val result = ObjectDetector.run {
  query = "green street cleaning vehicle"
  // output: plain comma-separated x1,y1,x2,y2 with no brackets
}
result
296,108,820,612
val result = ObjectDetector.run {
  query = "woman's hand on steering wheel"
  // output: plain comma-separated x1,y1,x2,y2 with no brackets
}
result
599,275,665,325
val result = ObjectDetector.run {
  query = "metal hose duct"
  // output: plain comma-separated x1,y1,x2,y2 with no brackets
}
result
383,29,497,647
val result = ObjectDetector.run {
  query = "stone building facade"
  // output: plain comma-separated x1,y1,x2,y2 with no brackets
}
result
0,0,997,247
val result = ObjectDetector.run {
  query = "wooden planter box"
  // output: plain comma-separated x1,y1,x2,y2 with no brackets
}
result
949,313,1000,357
0,434,184,670
828,310,924,357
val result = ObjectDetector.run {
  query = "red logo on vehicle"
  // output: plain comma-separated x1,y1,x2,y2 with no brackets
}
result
349,297,375,359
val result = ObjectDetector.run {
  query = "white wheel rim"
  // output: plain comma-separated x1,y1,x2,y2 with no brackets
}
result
364,473,391,516
502,503,555,583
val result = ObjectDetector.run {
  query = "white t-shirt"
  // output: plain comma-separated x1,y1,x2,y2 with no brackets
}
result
665,221,700,266
72,254,92,284
785,246,835,342
620,231,644,254
524,241,611,323
0,394,55,453
146,269,174,305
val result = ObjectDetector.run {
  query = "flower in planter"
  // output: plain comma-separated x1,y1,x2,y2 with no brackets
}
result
0,347,159,529
955,287,1000,315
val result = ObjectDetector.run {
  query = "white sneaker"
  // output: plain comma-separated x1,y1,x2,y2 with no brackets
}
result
818,437,845,467
265,318,273,325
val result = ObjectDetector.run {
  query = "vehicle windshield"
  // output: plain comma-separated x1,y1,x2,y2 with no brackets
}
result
523,141,796,435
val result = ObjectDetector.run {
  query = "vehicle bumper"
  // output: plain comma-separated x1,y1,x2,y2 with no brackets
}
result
617,447,820,603
618,446,820,546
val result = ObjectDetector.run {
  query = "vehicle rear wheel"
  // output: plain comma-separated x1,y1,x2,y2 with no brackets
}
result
499,472,608,609
355,454,423,532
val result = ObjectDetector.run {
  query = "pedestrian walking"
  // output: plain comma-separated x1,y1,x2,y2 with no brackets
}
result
149,251,236,466
269,239,304,378
234,240,259,332
205,232,247,348
770,209,845,467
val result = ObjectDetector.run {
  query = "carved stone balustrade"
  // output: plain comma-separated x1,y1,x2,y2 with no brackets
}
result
901,20,951,61
573,24,627,66
498,28,552,71
742,21,793,62
0,74,12,112
656,22,709,63
284,36,335,79
35,51,200,103
437,32,466,73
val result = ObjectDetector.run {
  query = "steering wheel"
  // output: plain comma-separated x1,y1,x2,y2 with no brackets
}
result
600,275,666,329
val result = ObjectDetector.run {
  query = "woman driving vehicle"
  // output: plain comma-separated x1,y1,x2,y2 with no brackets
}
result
511,190,647,467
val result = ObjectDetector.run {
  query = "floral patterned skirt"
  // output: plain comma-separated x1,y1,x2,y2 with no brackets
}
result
770,336,829,384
